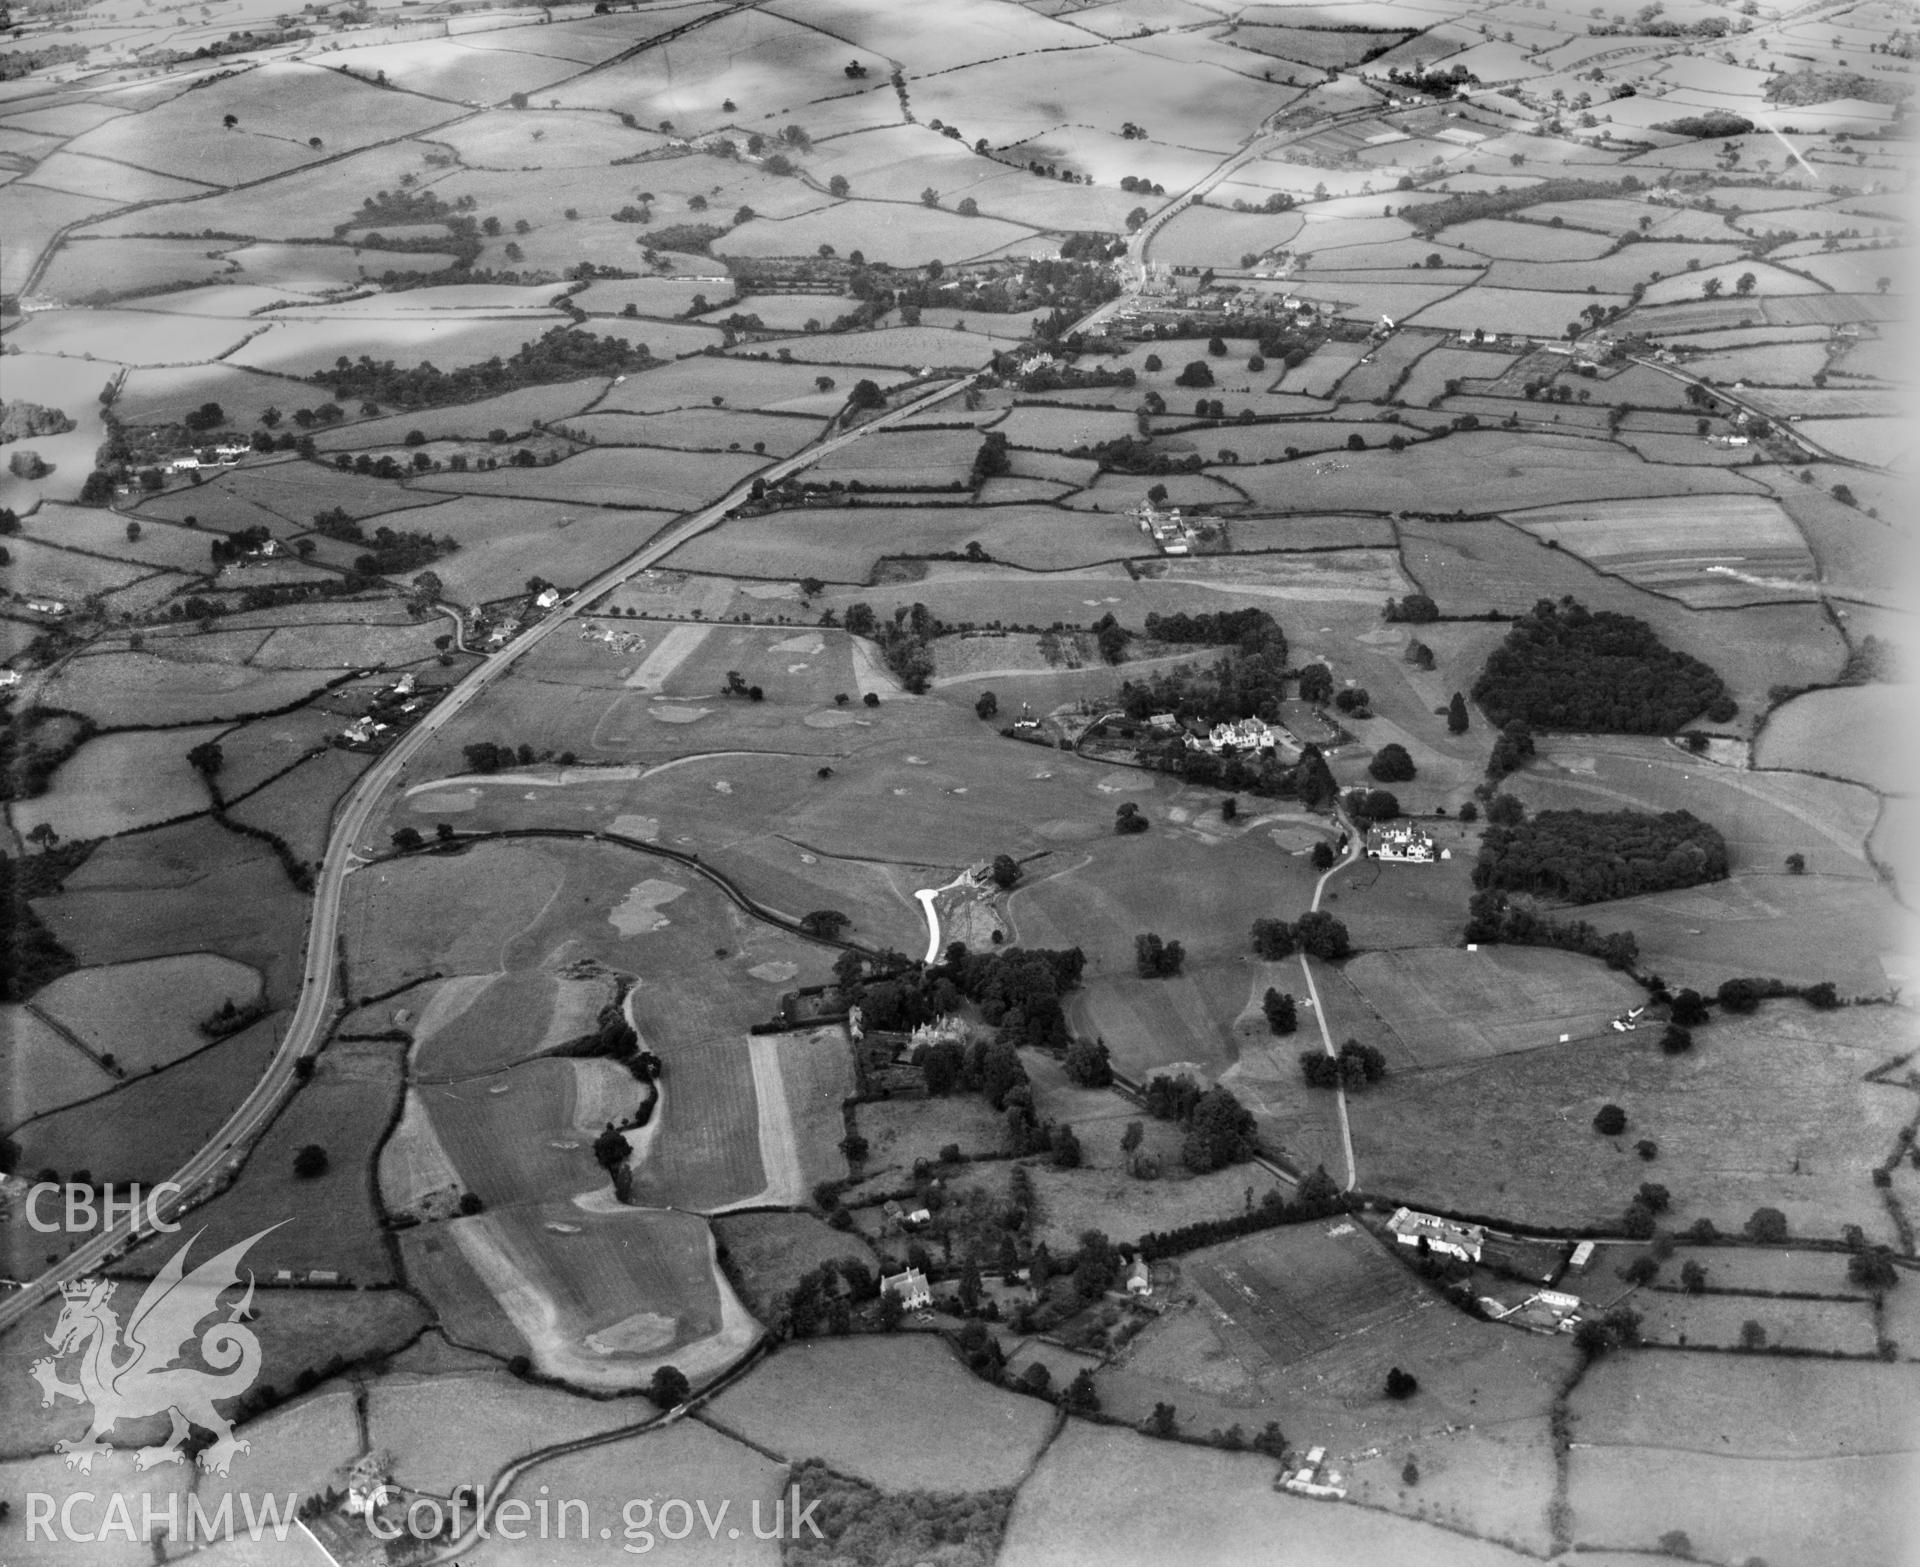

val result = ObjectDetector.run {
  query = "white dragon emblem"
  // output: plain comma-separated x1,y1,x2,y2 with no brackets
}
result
29,1226,278,1476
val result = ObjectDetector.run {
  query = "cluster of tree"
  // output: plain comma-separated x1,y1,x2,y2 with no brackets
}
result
1472,597,1734,733
2,704,98,804
968,431,1011,488
1765,67,1906,106
0,840,89,1001
1473,807,1729,904
1654,110,1756,138
843,601,938,693
0,42,89,80
336,188,470,234
1250,910,1352,961
1299,1039,1387,1089
460,741,543,773
1382,593,1440,623
1384,62,1477,96
1134,932,1185,978
778,1256,877,1338
781,1458,1015,1567
1134,1168,1346,1260
314,326,653,411
1462,889,1639,971
1141,1074,1258,1173
1486,717,1535,779
1076,436,1201,477
1341,787,1400,825
1140,607,1288,664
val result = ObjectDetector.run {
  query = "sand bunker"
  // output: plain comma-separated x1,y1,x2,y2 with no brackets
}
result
544,1221,582,1235
770,633,824,654
712,780,733,794
1035,819,1102,842
584,1311,679,1356
610,813,659,840
749,961,799,983
1094,771,1154,794
609,878,686,935
1268,826,1324,852
739,582,796,600
624,622,710,691
651,705,710,724
805,710,860,728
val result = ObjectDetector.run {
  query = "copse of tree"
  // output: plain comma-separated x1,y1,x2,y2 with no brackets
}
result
1341,787,1400,825
1292,910,1351,961
1473,807,1728,904
1263,989,1297,1034
1135,933,1185,978
315,326,652,411
1142,607,1287,662
1250,918,1295,959
1472,597,1734,733
1383,593,1440,624
1368,743,1416,783
1301,1039,1386,1089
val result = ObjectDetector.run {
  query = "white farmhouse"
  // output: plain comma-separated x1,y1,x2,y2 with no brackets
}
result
880,1268,933,1310
1387,1206,1485,1263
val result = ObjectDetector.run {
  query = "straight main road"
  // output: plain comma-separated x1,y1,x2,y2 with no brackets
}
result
0,372,980,1338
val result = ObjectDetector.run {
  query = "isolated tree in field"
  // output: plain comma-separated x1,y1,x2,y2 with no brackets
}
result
975,690,998,720
222,113,238,128
1745,1206,1789,1244
1368,743,1416,783
1298,663,1333,704
390,827,423,851
990,854,1021,890
1310,840,1335,871
1660,1024,1692,1055
1384,1366,1419,1400
1739,1319,1767,1349
1593,1103,1627,1136
1115,801,1148,835
1734,271,1756,296
1447,691,1470,734
920,186,940,207
1065,1369,1101,1413
1785,852,1806,874
648,1365,690,1408
1121,1119,1144,1163
1146,1402,1178,1437
292,1144,328,1179
1181,1085,1255,1172
848,379,886,410
800,909,850,938
1175,360,1215,388
592,1127,629,1172
828,174,850,197
1263,989,1297,1035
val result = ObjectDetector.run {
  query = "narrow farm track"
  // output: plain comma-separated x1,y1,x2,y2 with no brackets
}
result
1298,803,1361,1192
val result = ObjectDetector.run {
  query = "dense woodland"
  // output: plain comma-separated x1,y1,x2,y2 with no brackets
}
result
1473,598,1734,732
1475,807,1730,903
316,326,653,410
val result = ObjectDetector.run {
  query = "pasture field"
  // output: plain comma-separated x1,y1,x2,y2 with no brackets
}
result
991,1157,1291,1256
711,1209,878,1323
1350,1001,1915,1241
855,1089,1008,1169
470,1420,785,1567
227,748,369,865
117,1038,402,1285
451,1201,754,1390
367,1370,648,1497
0,1009,114,1128
1341,946,1642,1069
0,537,155,603
733,326,998,372
595,355,898,415
189,1386,362,1521
313,379,610,450
0,1451,192,1566
1000,1422,1539,1567
32,952,260,1077
624,1037,768,1212
1630,1289,1877,1355
10,725,215,843
23,503,220,575
3,1014,280,1246
1439,218,1614,261
62,61,460,184
773,1025,856,1189
564,408,826,459
415,446,763,513
37,817,312,1001
706,1335,1053,1491
1757,684,1914,795
666,501,1146,580
1567,1356,1920,1567
1506,494,1817,607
